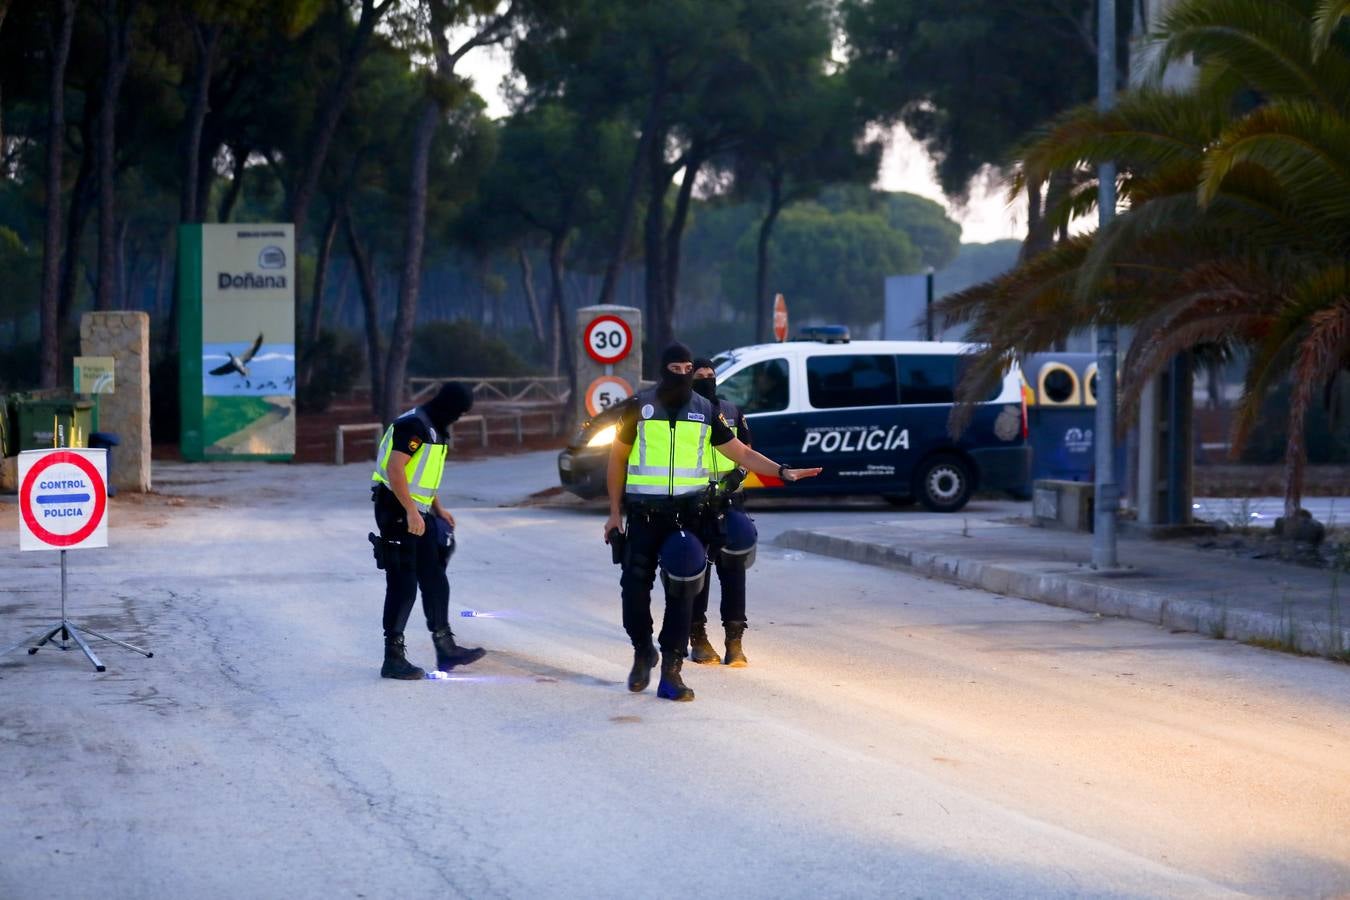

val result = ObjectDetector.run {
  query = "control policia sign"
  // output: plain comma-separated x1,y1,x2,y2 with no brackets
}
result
18,449,109,552
178,223,296,461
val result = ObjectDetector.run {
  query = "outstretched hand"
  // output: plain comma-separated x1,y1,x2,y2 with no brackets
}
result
782,467,823,482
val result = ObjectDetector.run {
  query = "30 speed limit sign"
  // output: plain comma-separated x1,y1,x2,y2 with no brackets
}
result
583,315,633,365
585,375,633,417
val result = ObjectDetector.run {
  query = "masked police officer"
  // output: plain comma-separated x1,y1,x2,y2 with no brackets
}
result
603,342,820,701
371,382,486,680
689,358,756,667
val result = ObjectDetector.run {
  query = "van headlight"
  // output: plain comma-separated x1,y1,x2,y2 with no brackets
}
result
586,424,617,448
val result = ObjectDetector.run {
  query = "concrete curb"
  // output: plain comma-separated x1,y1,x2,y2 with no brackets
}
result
775,529,1350,661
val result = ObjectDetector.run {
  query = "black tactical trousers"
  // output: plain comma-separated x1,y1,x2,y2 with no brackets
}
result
692,552,747,627
374,487,450,637
620,510,694,656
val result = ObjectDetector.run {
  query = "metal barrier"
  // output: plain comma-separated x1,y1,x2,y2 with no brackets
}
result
406,376,570,406
335,415,489,465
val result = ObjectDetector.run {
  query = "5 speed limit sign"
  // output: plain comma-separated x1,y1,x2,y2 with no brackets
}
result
585,375,633,417
583,315,633,365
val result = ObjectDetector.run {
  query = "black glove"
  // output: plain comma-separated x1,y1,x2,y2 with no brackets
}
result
608,528,626,565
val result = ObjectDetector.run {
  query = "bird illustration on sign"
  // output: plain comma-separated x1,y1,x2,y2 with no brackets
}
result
209,333,264,378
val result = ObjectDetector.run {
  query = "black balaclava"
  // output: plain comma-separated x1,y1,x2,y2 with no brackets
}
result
692,357,718,402
657,341,694,408
422,382,474,431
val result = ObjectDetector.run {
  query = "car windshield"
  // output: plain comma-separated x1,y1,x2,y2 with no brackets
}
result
713,352,737,375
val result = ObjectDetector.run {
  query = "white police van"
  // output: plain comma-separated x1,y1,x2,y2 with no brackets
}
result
709,330,1030,511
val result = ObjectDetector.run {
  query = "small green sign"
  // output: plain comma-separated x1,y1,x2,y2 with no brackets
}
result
74,357,116,394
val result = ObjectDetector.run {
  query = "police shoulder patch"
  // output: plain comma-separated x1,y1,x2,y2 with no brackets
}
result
717,412,731,428
641,403,655,419
408,437,422,452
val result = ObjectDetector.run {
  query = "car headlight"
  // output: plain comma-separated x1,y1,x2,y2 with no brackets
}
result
586,424,617,448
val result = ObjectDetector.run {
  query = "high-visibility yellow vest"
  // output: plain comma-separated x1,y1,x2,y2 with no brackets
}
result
625,390,715,498
371,409,448,508
709,398,742,479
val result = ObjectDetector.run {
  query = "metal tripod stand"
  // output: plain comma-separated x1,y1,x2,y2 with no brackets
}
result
1,550,152,672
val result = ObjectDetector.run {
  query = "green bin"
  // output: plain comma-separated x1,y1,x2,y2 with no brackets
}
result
15,393,95,450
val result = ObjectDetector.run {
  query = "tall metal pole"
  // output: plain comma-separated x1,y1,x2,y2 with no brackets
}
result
1093,0,1119,567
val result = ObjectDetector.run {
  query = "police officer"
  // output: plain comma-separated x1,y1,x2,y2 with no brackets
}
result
603,342,820,701
689,358,755,667
371,382,486,680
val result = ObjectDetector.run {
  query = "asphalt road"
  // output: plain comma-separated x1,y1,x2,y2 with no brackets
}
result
2,452,1348,898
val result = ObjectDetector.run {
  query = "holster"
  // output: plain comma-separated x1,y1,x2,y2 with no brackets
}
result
369,532,412,572
608,528,627,565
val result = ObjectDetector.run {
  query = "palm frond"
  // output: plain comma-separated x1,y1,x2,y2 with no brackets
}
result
1312,0,1350,59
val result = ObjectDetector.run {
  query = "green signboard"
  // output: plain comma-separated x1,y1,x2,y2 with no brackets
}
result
179,223,296,461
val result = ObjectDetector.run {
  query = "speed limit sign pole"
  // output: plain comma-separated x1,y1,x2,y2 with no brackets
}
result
575,304,642,423
1,448,153,673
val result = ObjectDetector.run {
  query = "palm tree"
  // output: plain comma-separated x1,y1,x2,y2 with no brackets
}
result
938,0,1350,523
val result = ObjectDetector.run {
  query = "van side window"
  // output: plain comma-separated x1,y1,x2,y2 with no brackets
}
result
896,355,1001,404
720,358,790,414
806,355,899,409
897,355,956,404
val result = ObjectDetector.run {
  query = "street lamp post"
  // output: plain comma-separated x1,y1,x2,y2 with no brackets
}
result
1093,0,1119,568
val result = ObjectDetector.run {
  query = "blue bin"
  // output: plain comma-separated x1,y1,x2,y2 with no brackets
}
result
90,432,120,497
1024,353,1125,485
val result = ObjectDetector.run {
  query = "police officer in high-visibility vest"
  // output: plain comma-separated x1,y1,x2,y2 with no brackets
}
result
689,357,757,667
603,343,821,701
370,382,486,679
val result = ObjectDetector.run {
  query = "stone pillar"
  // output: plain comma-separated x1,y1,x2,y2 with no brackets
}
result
80,311,152,492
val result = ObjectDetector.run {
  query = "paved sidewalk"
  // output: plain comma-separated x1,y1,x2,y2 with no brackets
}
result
776,516,1350,660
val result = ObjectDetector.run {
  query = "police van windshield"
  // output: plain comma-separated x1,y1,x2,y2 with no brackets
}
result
719,358,790,414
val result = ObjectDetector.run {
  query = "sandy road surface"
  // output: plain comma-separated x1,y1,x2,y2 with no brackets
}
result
1,453,1348,898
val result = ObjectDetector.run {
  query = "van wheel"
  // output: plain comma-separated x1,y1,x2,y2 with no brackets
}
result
914,455,973,513
882,494,915,507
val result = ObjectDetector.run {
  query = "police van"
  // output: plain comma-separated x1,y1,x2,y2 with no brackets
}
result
557,330,1031,512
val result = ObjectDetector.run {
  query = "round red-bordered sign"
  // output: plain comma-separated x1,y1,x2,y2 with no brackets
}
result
585,375,634,417
583,315,633,365
20,451,107,547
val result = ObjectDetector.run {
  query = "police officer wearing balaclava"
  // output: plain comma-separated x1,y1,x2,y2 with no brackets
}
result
689,357,756,667
370,382,486,679
604,343,821,701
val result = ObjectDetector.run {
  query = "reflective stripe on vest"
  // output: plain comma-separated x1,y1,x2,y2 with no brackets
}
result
709,399,740,478
371,413,448,508
625,392,714,497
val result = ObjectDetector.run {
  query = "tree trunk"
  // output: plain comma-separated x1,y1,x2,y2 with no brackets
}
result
39,0,77,388
345,206,384,416
661,148,702,346
57,118,95,338
643,131,671,361
96,0,140,311
517,246,547,348
181,19,222,223
381,98,439,423
216,144,248,222
288,0,388,239
153,230,171,321
753,169,784,343
548,231,576,409
0,1,9,170
301,202,343,387
596,87,663,307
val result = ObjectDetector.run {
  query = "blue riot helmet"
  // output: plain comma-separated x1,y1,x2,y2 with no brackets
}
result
719,509,758,570
658,529,708,599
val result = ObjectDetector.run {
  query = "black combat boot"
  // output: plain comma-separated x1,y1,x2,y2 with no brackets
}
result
381,634,425,680
656,651,695,702
689,622,720,665
627,643,659,692
432,627,486,671
722,622,748,667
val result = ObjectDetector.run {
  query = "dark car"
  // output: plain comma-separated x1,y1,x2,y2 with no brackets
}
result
556,397,637,499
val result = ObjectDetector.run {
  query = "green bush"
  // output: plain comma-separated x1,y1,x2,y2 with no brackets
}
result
407,320,536,378
299,329,365,414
